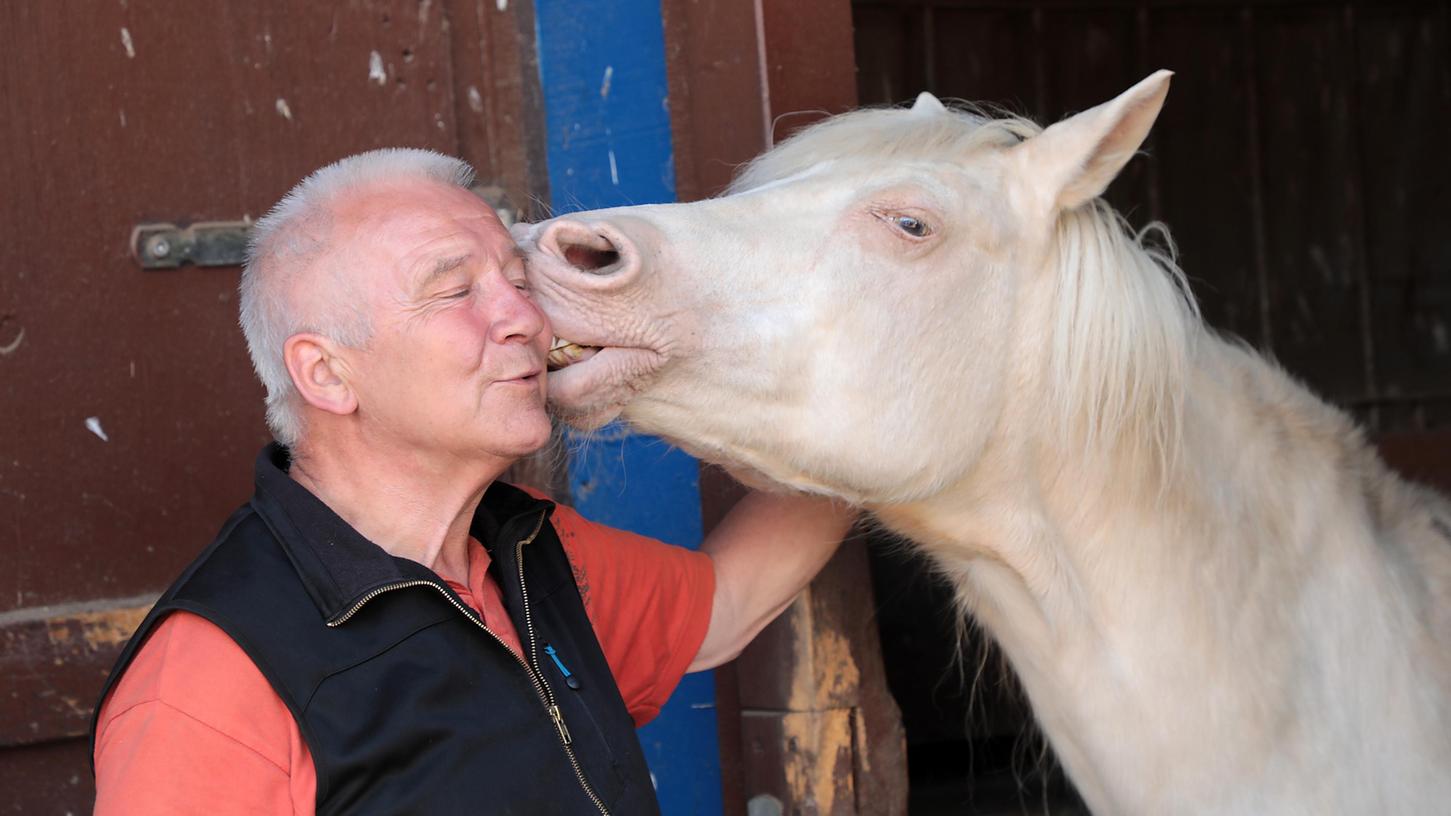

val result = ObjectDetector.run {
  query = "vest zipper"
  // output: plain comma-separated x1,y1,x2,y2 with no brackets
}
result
325,511,610,815
515,513,611,816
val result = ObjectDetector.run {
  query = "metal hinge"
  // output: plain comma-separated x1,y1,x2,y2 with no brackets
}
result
131,221,253,269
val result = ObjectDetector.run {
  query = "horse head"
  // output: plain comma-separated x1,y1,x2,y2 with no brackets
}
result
521,71,1175,505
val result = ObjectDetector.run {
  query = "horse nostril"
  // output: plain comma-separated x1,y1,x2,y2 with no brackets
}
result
562,241,621,273
541,218,634,278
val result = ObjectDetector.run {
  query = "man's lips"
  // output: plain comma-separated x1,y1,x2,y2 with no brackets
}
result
496,367,544,384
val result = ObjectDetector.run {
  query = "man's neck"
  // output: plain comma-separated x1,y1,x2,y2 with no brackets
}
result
287,437,510,585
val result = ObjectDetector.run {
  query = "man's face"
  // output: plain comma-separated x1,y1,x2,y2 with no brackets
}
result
332,179,552,464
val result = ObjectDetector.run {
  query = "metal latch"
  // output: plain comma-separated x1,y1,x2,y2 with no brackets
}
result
131,184,520,271
132,221,252,269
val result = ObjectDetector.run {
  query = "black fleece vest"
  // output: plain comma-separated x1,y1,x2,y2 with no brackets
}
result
91,445,660,815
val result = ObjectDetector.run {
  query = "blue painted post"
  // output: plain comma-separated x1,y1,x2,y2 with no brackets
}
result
531,2,724,814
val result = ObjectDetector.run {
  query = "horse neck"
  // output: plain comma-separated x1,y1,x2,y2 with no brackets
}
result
871,192,1450,809
873,331,1441,812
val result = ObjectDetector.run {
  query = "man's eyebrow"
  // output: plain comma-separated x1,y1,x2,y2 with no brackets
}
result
414,254,471,292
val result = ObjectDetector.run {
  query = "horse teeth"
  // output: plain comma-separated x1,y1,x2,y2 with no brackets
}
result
547,339,594,370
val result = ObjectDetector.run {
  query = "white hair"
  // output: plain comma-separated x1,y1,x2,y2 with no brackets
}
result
239,148,476,446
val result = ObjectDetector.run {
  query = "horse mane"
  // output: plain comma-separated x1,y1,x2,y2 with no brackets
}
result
1049,202,1200,473
729,102,1203,474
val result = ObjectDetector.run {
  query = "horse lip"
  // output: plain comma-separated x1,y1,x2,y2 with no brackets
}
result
545,346,667,421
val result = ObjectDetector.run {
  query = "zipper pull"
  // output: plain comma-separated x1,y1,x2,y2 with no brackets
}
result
548,704,573,745
544,643,582,689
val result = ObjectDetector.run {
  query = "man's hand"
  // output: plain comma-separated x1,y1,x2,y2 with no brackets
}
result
688,491,860,671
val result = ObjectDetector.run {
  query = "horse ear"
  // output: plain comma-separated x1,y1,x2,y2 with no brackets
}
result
1014,69,1172,213
910,91,948,116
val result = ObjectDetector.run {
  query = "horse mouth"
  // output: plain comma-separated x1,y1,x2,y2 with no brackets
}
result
547,337,601,371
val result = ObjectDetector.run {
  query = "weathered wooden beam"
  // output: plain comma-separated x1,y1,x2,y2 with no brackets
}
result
443,0,552,221
736,538,908,816
740,708,857,814
0,595,153,747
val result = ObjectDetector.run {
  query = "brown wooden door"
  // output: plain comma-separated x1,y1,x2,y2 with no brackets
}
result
0,2,544,810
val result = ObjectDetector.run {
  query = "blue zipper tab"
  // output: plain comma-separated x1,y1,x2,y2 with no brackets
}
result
544,643,582,690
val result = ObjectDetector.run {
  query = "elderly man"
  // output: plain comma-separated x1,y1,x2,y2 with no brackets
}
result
89,149,855,814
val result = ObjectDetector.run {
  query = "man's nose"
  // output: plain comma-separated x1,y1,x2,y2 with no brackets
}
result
488,275,548,346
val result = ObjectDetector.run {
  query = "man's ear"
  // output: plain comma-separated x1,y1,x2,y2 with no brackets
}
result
283,333,359,418
1012,69,1172,214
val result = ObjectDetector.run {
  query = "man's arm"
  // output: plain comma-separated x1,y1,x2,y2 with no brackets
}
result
689,491,859,671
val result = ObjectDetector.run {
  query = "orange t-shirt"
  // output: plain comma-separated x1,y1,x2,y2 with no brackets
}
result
92,500,715,816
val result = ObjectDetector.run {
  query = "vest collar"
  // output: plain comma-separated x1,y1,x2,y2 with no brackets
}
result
248,443,555,624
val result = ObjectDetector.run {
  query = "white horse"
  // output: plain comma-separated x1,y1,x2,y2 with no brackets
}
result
519,72,1451,814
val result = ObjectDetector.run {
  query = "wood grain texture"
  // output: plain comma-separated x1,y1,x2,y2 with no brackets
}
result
1353,3,1451,430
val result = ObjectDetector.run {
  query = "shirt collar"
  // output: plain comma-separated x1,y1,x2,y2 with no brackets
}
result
247,443,555,623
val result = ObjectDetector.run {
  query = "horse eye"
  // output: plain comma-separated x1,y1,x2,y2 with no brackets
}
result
895,215,930,237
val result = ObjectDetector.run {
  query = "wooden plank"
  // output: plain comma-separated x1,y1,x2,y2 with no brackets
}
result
443,0,553,219
698,467,754,815
928,7,1038,114
0,737,94,814
1354,2,1451,432
1147,5,1266,345
1252,4,1370,403
1039,6,1150,216
761,0,863,142
1377,431,1451,496
660,0,770,202
852,4,923,107
735,539,907,814
740,709,857,815
0,597,153,747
